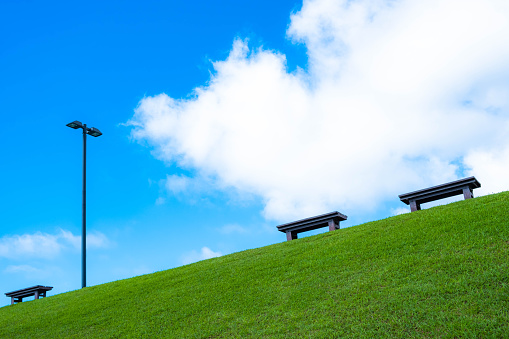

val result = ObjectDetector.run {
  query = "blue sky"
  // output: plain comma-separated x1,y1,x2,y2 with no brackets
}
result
1,0,509,306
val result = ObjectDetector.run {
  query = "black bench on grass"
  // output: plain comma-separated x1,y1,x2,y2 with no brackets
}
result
399,176,481,212
277,211,347,241
5,285,53,305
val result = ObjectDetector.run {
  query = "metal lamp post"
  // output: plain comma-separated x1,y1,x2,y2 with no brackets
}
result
66,120,102,288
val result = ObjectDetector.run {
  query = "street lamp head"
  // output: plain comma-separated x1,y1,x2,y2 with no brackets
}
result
87,127,102,137
67,121,83,129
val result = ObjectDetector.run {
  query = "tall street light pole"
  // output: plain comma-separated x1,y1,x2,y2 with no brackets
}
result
66,120,102,288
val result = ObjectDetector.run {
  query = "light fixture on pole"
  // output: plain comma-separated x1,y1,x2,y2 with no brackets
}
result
66,120,102,288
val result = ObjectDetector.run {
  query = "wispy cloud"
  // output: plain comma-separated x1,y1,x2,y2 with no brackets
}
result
155,197,166,205
0,229,110,259
58,229,110,250
218,224,249,234
181,247,222,265
165,174,193,195
391,207,410,216
4,264,42,274
129,0,509,222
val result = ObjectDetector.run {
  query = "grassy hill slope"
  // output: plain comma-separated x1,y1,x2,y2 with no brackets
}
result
0,192,508,338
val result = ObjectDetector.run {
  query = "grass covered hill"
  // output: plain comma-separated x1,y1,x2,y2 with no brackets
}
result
0,192,508,338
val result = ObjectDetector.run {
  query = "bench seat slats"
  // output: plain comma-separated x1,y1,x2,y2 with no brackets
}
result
399,176,480,203
276,211,348,241
400,185,470,205
399,176,481,212
277,211,347,231
5,285,53,297
278,219,332,233
5,285,53,305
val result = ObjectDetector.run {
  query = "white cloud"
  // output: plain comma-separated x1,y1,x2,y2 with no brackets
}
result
0,232,61,259
181,247,222,265
55,229,110,250
129,0,509,222
465,143,509,196
0,229,109,259
391,207,410,216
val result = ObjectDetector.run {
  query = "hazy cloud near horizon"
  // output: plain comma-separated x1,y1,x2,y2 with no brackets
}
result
0,229,109,259
129,0,509,222
181,247,222,265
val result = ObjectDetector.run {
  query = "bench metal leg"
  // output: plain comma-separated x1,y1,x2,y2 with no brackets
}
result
409,199,421,212
286,231,298,241
328,219,339,231
463,186,473,199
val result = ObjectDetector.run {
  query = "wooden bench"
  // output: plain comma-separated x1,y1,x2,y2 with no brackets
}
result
5,285,53,305
399,176,481,212
277,211,347,241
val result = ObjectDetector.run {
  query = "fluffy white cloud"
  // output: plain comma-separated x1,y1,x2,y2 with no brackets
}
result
465,143,509,195
181,247,222,265
129,0,509,222
0,229,109,259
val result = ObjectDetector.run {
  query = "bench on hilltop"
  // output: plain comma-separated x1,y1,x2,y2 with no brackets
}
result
399,176,481,212
277,211,347,241
5,285,53,305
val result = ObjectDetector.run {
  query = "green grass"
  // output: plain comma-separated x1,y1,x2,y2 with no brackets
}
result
1,192,508,338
